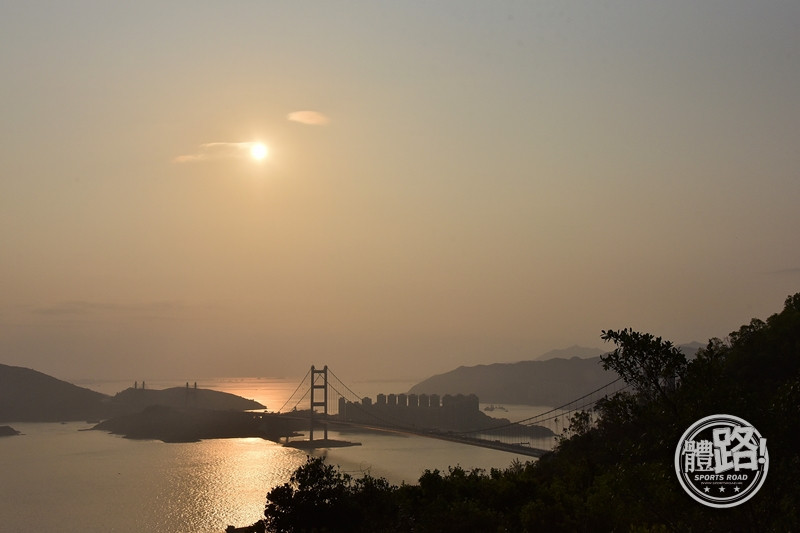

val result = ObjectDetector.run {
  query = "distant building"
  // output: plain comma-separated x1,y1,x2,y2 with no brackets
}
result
418,393,430,408
465,393,479,411
335,389,484,432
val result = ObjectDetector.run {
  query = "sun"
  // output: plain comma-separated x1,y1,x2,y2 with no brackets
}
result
250,142,268,160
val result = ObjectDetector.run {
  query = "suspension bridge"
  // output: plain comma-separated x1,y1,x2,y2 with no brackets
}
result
274,365,629,458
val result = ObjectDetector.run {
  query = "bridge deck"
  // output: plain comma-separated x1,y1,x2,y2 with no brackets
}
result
322,419,549,458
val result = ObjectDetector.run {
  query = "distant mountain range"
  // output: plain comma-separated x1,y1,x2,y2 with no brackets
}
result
409,343,703,406
531,345,605,360
0,363,264,422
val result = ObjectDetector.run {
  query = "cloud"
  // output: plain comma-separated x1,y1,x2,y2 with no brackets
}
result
173,142,261,163
33,301,115,316
287,110,330,126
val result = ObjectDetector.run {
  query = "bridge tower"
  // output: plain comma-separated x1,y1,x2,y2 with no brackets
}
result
309,365,328,441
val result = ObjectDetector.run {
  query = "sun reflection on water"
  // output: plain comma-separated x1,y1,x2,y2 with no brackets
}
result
153,438,308,531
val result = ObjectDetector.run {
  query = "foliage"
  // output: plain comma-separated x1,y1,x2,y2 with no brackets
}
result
599,328,687,409
263,456,397,533
252,293,800,532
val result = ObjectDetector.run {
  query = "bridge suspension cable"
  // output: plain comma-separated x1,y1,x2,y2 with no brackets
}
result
326,369,366,403
455,376,630,436
277,367,312,413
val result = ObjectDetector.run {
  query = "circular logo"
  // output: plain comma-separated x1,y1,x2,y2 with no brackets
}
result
675,414,768,508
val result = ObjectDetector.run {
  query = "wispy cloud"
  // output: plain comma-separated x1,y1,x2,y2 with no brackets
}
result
766,267,800,276
33,301,116,316
28,300,217,322
173,141,261,163
287,110,330,126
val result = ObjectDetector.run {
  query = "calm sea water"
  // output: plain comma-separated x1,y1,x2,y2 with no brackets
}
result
0,378,555,533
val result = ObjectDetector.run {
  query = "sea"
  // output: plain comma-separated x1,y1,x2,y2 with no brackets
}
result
0,378,557,533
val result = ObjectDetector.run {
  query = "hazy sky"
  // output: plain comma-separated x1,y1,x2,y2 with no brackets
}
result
2,1,799,384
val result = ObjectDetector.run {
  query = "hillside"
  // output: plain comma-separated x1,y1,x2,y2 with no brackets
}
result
0,363,110,422
109,386,264,413
0,363,264,422
409,343,703,406
532,345,605,360
409,356,617,406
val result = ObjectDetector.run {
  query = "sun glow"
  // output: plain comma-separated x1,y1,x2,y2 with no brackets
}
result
250,143,268,160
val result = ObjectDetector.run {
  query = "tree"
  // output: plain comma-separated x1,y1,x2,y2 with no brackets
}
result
600,328,687,410
264,456,355,532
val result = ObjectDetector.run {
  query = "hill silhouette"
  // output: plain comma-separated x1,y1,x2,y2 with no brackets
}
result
531,345,604,360
0,363,264,422
410,356,616,406
0,425,21,437
0,363,109,422
409,343,702,406
109,386,264,413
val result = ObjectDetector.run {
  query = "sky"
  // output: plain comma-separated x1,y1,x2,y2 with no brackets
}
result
2,1,799,385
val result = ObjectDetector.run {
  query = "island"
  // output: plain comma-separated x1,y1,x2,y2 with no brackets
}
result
0,425,20,437
92,406,306,443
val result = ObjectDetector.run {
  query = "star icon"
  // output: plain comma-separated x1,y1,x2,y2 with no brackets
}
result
719,487,726,493
734,487,741,492
704,487,710,493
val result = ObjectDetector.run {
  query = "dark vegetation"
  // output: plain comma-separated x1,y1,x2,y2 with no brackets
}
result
94,406,301,443
242,293,800,532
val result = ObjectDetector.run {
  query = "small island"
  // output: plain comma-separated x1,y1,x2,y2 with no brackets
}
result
283,438,361,450
93,405,306,443
0,425,20,437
